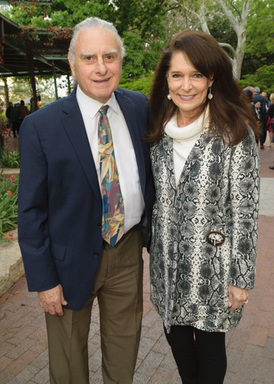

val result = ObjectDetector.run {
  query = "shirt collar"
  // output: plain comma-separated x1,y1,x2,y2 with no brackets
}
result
76,86,119,118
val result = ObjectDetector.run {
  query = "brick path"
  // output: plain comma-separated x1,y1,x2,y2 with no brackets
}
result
0,143,274,384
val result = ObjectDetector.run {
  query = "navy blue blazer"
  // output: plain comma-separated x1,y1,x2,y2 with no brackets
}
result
18,88,154,310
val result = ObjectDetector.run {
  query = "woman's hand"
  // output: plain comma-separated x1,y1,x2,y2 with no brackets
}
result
228,285,249,312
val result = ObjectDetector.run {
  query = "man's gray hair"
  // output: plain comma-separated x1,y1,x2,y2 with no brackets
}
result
68,17,125,63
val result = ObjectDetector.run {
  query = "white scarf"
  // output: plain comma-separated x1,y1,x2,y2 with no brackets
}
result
164,108,209,185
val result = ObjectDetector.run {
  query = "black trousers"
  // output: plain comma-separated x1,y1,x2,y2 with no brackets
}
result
259,123,266,146
164,325,227,384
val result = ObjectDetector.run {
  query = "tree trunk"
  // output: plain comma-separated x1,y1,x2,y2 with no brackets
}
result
26,41,38,111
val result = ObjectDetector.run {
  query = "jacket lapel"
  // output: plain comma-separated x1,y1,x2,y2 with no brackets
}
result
60,90,101,204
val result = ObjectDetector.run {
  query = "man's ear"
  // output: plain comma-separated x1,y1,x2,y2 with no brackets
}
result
67,53,76,77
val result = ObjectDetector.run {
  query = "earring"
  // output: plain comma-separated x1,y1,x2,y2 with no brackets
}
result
167,93,172,100
208,87,213,100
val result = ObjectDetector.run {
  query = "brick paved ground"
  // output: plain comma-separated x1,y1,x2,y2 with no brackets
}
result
0,142,274,384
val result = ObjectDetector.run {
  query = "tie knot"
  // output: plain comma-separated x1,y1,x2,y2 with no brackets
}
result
99,105,109,115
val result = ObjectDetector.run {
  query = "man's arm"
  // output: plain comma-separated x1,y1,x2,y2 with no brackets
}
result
18,115,60,293
38,284,67,316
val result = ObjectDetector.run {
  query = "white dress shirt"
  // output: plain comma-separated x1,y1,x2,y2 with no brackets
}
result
76,86,145,233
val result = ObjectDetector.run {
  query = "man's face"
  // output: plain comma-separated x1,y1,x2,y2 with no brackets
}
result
68,27,122,103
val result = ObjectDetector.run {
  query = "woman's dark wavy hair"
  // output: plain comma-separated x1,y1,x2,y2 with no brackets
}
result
146,30,258,145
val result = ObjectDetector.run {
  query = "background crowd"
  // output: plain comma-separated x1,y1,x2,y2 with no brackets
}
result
244,86,274,154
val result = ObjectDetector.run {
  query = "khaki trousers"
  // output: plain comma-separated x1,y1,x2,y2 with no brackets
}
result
45,229,143,384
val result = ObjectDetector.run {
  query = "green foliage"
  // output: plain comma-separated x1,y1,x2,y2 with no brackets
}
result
143,41,166,73
0,174,18,239
241,0,274,79
50,0,116,28
0,116,9,138
122,32,146,78
7,77,33,102
209,15,237,51
0,149,21,168
176,0,273,81
239,64,274,95
121,32,165,78
246,0,274,58
119,74,154,97
4,0,170,79
3,0,273,91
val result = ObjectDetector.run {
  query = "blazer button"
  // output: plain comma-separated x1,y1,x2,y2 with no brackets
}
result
97,223,102,229
94,253,99,258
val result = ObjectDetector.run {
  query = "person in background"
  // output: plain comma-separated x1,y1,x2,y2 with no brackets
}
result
243,88,260,144
5,101,13,129
10,103,20,137
37,95,42,109
261,91,270,111
18,17,154,384
18,100,29,128
30,96,42,113
146,30,260,384
29,97,36,113
253,86,267,149
267,93,274,157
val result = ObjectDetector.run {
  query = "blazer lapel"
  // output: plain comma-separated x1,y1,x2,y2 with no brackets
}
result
61,91,101,204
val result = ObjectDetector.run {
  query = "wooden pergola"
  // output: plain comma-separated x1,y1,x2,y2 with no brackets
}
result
0,13,72,106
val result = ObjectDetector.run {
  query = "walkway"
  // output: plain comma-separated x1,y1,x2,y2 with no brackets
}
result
0,142,274,384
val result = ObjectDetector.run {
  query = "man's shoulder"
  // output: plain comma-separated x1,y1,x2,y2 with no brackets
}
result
115,87,148,102
115,88,148,114
254,94,265,103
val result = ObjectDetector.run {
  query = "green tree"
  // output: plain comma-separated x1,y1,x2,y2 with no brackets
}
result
4,0,272,89
4,0,171,77
246,0,274,58
171,0,274,81
239,65,274,95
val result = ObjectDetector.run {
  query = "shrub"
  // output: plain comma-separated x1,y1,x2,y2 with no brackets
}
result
119,74,154,97
0,174,19,242
0,149,21,168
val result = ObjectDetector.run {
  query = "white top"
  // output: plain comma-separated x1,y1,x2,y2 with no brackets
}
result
165,109,209,185
76,86,145,232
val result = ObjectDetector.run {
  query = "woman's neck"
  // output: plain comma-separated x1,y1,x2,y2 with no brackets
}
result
177,108,204,128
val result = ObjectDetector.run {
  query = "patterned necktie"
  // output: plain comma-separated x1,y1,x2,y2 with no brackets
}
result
98,105,124,246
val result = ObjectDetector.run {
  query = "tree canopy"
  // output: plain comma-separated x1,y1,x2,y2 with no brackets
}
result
3,0,172,78
1,0,273,93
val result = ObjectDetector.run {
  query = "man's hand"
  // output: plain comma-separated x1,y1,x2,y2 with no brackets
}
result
38,284,68,316
228,285,249,312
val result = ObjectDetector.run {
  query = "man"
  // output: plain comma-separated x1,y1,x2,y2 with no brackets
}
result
253,86,267,149
10,103,20,137
5,101,13,128
18,17,154,384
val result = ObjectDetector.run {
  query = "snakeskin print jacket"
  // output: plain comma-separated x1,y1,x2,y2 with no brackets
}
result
150,129,260,333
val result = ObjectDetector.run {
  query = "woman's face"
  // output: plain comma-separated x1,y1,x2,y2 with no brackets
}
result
167,51,213,120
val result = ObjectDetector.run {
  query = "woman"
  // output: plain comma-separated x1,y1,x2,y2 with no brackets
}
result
266,93,274,149
147,31,260,384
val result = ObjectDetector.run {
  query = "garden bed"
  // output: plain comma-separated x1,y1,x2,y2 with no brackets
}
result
0,228,24,297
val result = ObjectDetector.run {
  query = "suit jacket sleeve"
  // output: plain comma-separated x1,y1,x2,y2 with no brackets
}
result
18,115,59,292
